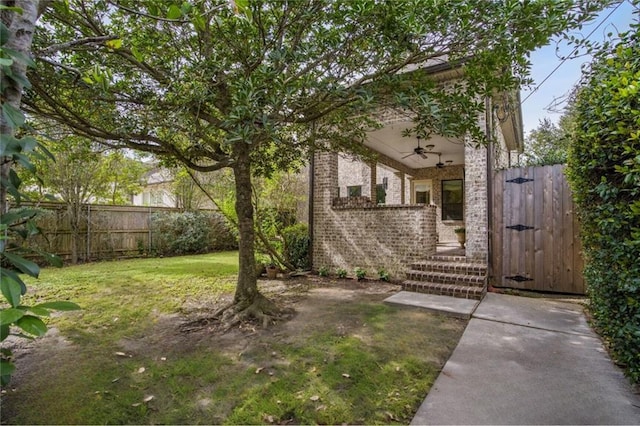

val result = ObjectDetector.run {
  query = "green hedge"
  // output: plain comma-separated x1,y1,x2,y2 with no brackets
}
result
282,223,310,270
566,31,639,383
151,211,237,256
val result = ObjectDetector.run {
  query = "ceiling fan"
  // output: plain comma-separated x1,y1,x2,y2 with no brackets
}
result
401,138,437,159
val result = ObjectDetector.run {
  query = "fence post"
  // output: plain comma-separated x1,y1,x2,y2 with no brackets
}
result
148,206,152,253
86,203,91,262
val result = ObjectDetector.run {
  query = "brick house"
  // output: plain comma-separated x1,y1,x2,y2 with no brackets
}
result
310,63,523,297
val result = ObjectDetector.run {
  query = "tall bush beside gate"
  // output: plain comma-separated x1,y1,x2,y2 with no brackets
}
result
566,30,639,383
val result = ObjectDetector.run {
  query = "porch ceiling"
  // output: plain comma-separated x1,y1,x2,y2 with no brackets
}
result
364,120,465,170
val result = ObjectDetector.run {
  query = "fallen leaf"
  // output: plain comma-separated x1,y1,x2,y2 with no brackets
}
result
263,414,275,423
342,373,350,378
115,352,127,357
160,357,167,361
143,395,154,403
132,403,142,407
316,404,327,411
255,367,264,374
111,377,120,383
395,366,400,372
310,395,320,402
137,367,146,373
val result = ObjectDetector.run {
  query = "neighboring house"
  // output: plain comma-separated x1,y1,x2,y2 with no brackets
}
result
131,167,176,207
311,62,523,297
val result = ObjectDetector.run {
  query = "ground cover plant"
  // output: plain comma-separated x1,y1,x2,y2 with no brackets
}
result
0,252,465,424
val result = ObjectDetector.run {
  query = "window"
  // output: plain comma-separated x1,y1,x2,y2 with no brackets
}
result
442,179,463,220
413,180,432,204
347,185,362,197
376,184,386,204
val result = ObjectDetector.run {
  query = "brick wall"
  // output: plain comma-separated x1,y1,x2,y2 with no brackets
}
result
313,151,437,279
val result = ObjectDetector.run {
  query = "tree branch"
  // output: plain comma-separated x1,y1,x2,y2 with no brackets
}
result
36,35,118,55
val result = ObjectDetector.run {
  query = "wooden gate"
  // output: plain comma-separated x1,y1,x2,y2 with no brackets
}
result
491,165,585,294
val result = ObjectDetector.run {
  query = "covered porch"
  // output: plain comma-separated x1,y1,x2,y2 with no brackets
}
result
312,119,489,279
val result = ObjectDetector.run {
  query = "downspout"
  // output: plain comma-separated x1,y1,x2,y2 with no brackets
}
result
308,124,316,269
485,96,494,289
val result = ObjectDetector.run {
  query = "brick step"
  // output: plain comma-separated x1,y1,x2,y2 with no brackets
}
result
425,254,468,263
405,270,486,287
401,280,486,300
409,261,487,276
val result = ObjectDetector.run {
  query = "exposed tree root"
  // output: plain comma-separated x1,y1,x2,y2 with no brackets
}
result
179,292,292,334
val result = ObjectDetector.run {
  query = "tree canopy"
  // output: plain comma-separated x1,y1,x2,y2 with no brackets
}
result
19,0,612,321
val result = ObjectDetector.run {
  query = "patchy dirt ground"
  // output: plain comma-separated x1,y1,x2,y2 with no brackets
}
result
1,276,465,424
1,277,401,387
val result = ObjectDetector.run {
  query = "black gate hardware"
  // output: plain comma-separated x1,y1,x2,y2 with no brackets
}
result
506,177,534,184
505,275,534,282
506,224,534,231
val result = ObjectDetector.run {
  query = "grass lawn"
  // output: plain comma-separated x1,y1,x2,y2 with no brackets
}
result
1,252,465,424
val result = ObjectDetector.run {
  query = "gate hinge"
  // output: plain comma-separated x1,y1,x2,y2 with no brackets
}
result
506,224,534,231
505,275,534,282
506,177,534,184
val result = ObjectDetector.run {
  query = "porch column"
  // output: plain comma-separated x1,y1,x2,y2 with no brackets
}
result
464,142,488,262
397,172,406,204
369,161,377,201
312,151,339,270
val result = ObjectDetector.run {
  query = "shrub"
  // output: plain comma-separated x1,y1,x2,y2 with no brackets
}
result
151,211,237,256
318,266,329,277
378,268,390,282
335,268,347,279
282,223,310,270
354,267,366,281
566,30,640,383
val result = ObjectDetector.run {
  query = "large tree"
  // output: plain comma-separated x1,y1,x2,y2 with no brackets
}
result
22,0,609,322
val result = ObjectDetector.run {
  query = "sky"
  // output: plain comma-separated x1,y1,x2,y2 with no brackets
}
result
520,1,638,136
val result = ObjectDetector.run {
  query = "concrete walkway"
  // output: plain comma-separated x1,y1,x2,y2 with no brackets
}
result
409,293,640,425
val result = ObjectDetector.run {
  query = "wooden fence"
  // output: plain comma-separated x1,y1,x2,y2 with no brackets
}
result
19,202,225,262
491,165,585,294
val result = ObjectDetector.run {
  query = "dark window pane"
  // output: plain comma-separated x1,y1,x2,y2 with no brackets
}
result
376,184,386,204
442,179,463,220
347,185,362,197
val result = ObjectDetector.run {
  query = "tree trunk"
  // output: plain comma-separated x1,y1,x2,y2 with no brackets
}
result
232,141,259,305
0,0,40,217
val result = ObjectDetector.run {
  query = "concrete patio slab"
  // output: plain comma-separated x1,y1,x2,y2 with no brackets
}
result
411,293,640,425
383,291,479,319
474,292,592,336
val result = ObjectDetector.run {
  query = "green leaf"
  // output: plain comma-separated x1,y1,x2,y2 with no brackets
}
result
0,308,25,325
167,4,182,19
1,360,16,376
31,250,63,268
25,306,50,317
0,324,9,341
0,134,20,156
0,274,22,307
1,102,25,129
16,315,47,336
0,22,9,46
105,39,122,49
0,57,13,66
0,269,26,295
34,301,81,311
2,252,40,278
0,5,23,13
0,208,38,225
2,47,36,67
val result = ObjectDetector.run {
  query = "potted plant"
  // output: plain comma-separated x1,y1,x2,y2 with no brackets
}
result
266,261,279,279
454,227,466,248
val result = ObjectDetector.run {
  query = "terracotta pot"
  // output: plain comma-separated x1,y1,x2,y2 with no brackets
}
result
266,266,278,279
